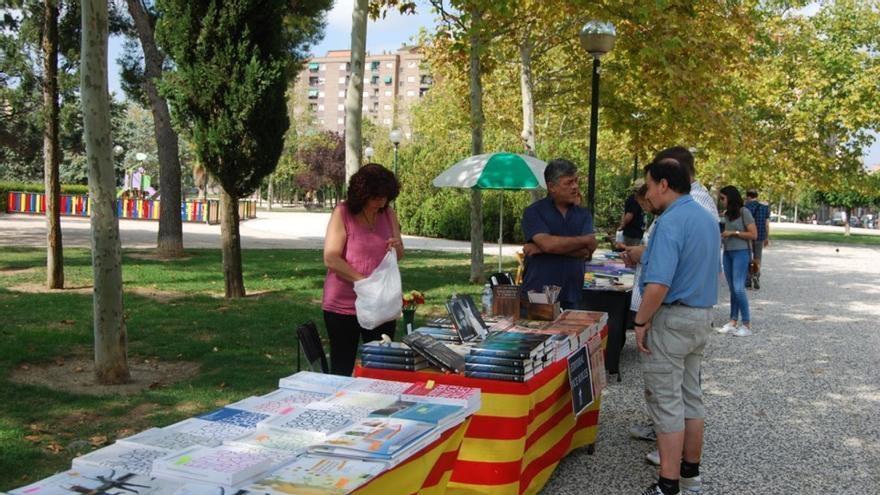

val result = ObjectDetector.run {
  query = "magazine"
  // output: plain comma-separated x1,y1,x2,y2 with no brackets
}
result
308,417,436,462
245,455,386,495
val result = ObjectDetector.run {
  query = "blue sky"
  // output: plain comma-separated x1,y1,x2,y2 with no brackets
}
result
106,1,880,169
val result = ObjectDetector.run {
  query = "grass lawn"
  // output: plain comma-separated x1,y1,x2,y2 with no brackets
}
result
771,229,880,246
0,247,510,489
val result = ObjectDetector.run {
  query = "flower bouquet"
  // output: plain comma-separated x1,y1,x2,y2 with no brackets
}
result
401,290,425,334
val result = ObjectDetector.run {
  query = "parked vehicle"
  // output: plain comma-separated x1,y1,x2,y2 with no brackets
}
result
861,214,875,229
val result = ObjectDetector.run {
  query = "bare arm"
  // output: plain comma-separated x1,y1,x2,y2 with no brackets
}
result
387,207,404,260
323,208,365,283
619,212,634,231
764,219,770,246
532,233,597,256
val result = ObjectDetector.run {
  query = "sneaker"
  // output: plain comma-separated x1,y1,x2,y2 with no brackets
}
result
733,325,752,337
717,322,737,334
640,484,679,495
753,277,760,290
646,448,660,465
629,422,657,441
680,475,702,494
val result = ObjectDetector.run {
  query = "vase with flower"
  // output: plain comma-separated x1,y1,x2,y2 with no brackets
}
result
401,290,425,334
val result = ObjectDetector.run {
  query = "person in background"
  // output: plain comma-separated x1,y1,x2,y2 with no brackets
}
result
744,190,770,289
634,157,720,495
717,186,757,337
322,164,404,376
520,158,597,310
618,179,646,246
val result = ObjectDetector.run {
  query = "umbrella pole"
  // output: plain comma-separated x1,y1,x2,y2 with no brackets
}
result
499,193,503,272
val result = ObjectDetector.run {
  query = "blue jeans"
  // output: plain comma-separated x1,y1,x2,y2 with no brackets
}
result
723,249,750,324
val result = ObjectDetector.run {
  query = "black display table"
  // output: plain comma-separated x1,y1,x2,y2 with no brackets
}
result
580,286,632,380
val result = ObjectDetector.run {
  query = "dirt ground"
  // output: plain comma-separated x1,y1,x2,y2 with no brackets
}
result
9,356,201,396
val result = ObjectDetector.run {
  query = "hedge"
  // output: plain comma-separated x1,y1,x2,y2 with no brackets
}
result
0,181,91,212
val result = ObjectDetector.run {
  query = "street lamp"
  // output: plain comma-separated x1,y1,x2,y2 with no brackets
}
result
364,146,374,164
389,128,403,177
579,20,616,214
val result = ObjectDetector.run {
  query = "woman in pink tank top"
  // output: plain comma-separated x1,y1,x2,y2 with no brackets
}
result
322,164,404,376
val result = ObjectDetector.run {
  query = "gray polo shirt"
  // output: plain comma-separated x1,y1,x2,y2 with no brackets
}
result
723,207,754,251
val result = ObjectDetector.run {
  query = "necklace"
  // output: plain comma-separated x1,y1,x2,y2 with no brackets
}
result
361,211,377,231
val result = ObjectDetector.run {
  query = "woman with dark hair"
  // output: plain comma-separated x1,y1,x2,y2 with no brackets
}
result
322,163,403,375
718,185,757,337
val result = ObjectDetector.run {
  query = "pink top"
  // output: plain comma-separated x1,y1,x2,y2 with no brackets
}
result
322,202,394,315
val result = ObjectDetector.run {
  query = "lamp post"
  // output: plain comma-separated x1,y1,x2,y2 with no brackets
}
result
579,20,616,214
389,128,402,177
364,146,374,164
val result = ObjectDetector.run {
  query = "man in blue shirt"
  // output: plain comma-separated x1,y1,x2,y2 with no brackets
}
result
744,190,770,289
634,158,720,495
520,159,597,309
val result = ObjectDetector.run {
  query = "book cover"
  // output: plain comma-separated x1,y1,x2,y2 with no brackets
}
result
413,326,462,343
368,400,417,418
360,360,429,371
277,371,354,394
261,403,365,435
384,402,464,426
340,377,414,396
152,445,278,486
228,388,330,416
225,427,324,456
116,427,222,451
308,418,435,461
445,295,488,341
320,390,398,410
245,455,386,495
9,469,229,495
197,408,269,430
72,443,170,476
400,383,480,411
464,371,531,382
401,333,465,373
161,418,250,445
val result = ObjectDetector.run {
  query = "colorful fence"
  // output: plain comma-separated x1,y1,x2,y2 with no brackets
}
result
5,192,257,224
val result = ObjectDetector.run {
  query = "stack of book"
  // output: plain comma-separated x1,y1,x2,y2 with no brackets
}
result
14,372,482,495
360,341,429,371
413,326,463,344
401,332,466,373
464,332,551,382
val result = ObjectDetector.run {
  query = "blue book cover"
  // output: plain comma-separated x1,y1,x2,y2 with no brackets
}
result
391,402,464,424
197,407,269,429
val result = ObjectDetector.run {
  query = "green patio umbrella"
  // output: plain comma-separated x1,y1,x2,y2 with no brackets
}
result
432,152,547,271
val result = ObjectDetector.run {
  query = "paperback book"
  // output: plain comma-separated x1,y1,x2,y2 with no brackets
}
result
278,371,354,394
370,401,465,428
307,417,436,462
9,468,230,495
358,353,427,365
152,445,279,486
261,403,364,436
445,294,489,341
360,341,418,357
116,427,222,451
341,377,414,396
160,418,250,445
464,370,531,382
464,354,534,368
400,383,481,411
245,454,386,495
225,427,324,457
468,332,550,360
72,443,170,476
412,326,462,343
197,407,269,430
401,333,466,373
464,363,533,375
360,360,429,371
228,388,331,416
320,390,398,410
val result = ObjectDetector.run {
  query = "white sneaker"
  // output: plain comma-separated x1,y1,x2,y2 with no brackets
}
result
733,325,752,337
680,475,702,494
629,422,657,441
717,322,737,334
645,448,660,465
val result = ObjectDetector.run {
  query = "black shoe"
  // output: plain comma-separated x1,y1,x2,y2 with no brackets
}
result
753,277,760,290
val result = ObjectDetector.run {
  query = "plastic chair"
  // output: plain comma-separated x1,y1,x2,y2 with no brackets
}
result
296,320,329,373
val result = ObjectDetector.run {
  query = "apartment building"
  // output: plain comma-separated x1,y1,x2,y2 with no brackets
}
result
293,46,432,136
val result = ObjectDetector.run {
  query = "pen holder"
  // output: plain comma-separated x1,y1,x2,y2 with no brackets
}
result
493,285,521,318
527,301,561,321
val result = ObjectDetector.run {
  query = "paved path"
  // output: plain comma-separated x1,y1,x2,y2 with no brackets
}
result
3,211,878,492
0,211,524,257
544,241,880,494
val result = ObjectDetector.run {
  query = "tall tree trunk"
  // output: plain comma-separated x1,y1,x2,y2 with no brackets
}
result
82,0,129,385
344,0,367,184
518,32,541,205
267,175,274,211
43,0,63,289
469,7,484,284
220,188,245,298
126,0,183,257
844,206,852,237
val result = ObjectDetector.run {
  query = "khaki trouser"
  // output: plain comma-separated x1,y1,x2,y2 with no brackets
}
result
641,304,712,433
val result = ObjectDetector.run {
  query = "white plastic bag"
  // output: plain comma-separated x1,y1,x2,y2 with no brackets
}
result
354,250,403,329
614,229,625,245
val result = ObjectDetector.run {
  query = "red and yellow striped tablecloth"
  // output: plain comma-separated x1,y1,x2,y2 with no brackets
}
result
356,326,607,495
355,417,471,495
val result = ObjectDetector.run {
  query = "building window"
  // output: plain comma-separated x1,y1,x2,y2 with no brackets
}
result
320,64,326,71
338,90,345,98
371,75,379,85
408,60,418,68
318,104,325,111
384,90,392,97
309,76,319,86
337,117,344,124
308,103,317,111
371,61,380,71
338,77,346,84
384,75,393,85
385,62,393,68
420,75,433,85
419,88,429,97
406,90,416,97
308,62,319,72
318,91,325,98
339,63,350,71
373,102,379,111
337,104,344,111
384,104,392,110
308,89,319,98
407,76,416,83
383,118,391,125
